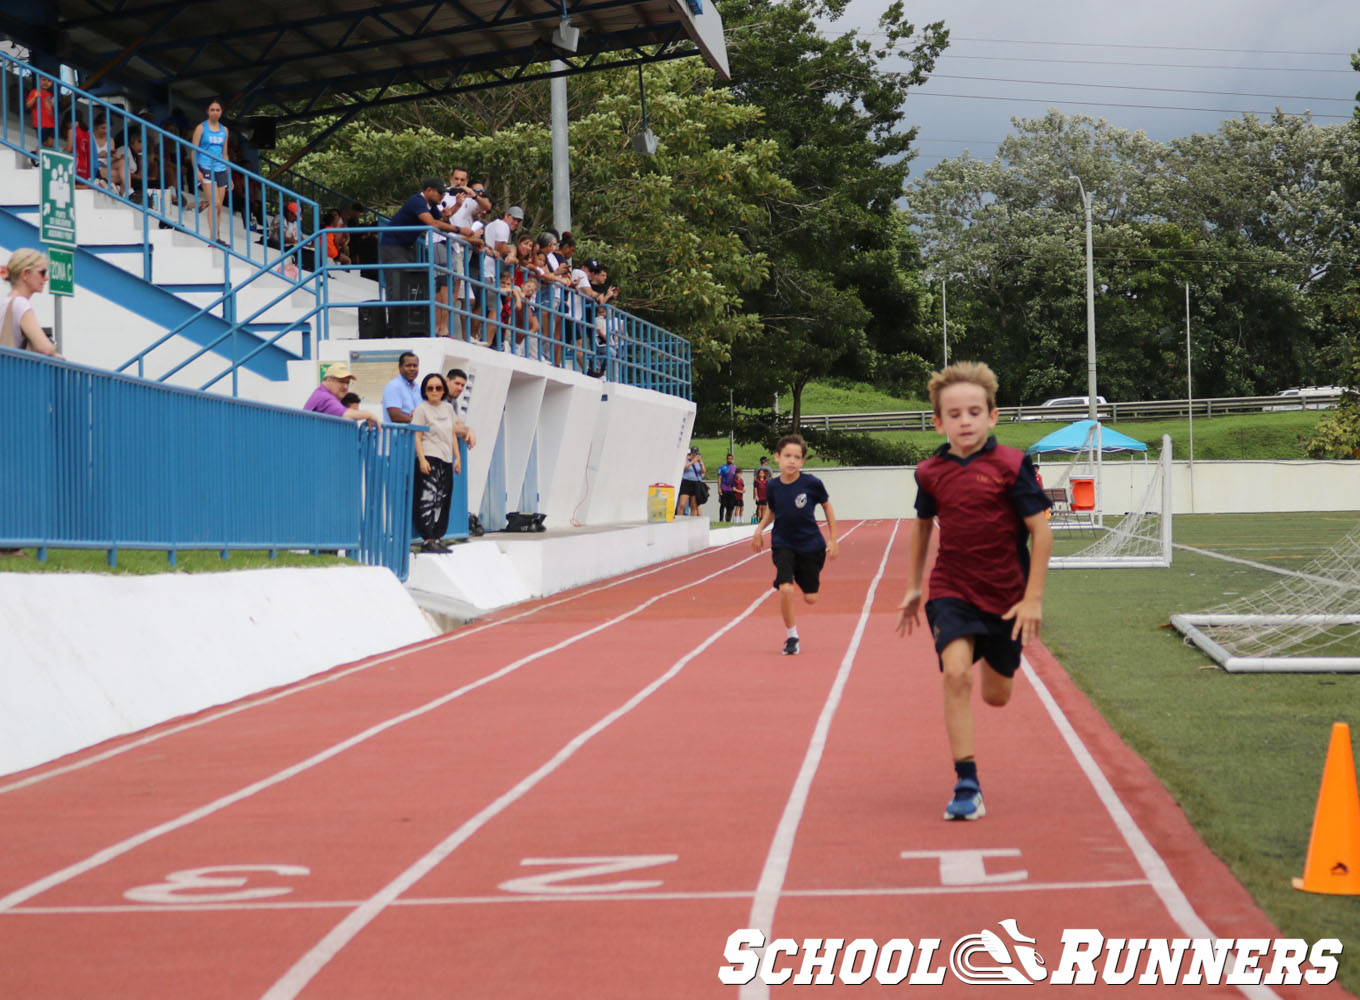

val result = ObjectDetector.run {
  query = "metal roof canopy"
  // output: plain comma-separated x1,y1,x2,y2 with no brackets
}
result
56,0,729,123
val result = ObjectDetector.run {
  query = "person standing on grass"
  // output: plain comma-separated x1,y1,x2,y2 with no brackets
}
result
751,434,838,656
895,361,1052,822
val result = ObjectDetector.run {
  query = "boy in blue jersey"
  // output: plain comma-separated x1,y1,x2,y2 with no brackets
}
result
896,361,1052,821
751,434,839,655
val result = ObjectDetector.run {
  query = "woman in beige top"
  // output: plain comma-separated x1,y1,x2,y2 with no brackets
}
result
411,373,460,553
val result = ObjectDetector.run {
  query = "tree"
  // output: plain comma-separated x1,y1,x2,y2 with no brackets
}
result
275,61,792,371
707,0,945,433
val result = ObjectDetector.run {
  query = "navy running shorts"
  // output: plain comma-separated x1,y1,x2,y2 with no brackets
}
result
924,596,1022,678
772,546,826,595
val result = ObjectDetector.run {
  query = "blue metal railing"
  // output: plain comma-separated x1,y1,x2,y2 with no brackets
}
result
1,346,425,580
0,51,319,344
327,226,693,398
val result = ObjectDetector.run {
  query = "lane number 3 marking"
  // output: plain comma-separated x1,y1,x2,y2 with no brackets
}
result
124,865,310,904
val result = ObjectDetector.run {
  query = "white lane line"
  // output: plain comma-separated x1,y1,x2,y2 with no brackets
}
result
259,588,779,1000
0,546,773,913
5,879,1150,915
0,537,755,796
740,520,900,1000
1021,655,1281,1000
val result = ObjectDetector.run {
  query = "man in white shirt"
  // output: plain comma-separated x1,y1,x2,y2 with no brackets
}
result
431,168,488,336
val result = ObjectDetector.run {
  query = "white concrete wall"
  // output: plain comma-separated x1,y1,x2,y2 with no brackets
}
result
717,460,1360,520
0,566,435,777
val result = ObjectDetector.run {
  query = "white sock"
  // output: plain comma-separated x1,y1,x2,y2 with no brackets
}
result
786,627,798,639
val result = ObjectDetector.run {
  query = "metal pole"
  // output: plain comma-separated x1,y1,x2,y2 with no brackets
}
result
53,296,62,354
1186,282,1195,513
941,280,948,366
1074,176,1097,422
550,61,571,233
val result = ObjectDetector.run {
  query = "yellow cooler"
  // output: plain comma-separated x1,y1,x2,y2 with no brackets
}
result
648,483,675,522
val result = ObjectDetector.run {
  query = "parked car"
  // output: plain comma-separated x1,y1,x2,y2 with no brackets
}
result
1265,386,1345,411
1018,395,1108,421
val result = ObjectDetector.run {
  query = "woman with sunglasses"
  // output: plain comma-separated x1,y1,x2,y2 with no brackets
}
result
1,248,59,356
411,372,460,553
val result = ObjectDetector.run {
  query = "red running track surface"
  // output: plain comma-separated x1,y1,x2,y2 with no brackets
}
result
0,520,1350,998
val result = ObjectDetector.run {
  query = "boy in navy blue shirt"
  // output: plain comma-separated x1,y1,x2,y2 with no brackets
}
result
751,434,839,655
896,361,1052,821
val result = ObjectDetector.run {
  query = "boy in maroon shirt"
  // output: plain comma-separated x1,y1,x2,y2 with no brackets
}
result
896,362,1053,821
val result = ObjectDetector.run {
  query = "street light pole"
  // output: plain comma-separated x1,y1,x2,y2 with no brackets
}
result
941,280,948,366
1074,175,1097,422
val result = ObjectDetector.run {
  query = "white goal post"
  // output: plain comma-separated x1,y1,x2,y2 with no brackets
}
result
1169,520,1360,672
1045,433,1174,570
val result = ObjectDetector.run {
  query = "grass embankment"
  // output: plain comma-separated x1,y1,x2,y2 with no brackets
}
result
693,380,1327,466
0,549,354,575
1044,511,1360,992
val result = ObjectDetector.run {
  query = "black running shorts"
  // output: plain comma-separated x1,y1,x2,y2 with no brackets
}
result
771,546,826,595
924,596,1022,678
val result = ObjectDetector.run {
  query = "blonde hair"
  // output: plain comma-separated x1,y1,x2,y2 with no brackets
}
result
927,361,1000,414
5,248,48,287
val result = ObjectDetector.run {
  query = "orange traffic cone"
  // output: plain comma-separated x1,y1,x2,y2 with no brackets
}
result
1292,722,1360,895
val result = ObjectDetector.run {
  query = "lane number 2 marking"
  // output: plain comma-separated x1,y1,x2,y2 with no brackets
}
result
124,865,310,904
498,855,679,895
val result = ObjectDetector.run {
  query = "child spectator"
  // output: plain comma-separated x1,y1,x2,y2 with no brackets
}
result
895,361,1053,822
750,434,838,655
732,466,745,522
61,117,92,183
753,464,771,523
341,392,362,411
26,77,56,147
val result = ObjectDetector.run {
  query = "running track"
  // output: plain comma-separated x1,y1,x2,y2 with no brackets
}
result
0,521,1350,998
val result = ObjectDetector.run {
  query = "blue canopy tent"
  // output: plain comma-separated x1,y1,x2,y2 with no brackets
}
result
1026,419,1147,454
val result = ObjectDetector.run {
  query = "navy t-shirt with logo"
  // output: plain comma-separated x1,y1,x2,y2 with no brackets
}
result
766,472,830,553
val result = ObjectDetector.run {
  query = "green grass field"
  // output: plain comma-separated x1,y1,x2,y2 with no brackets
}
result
1043,511,1360,991
0,548,354,574
694,384,1326,469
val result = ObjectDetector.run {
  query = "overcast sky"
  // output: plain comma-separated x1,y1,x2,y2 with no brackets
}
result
827,0,1360,176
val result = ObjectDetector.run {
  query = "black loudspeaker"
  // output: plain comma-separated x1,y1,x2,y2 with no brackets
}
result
359,305,389,339
243,116,277,149
392,271,430,337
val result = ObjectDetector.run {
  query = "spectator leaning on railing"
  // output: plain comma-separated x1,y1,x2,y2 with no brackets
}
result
1,248,60,357
380,179,459,332
303,363,380,426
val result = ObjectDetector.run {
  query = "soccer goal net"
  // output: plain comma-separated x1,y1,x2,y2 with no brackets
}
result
1170,523,1360,673
1038,430,1173,570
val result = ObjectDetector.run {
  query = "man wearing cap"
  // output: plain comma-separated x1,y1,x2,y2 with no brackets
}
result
479,205,523,345
304,363,380,426
380,179,461,334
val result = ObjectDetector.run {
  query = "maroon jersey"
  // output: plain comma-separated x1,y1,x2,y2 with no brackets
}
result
913,437,1050,616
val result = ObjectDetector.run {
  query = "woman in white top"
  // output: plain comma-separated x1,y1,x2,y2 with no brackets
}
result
411,373,461,553
1,248,59,356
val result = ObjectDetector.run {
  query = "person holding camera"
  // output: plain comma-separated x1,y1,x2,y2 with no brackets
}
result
432,168,490,336
678,446,707,517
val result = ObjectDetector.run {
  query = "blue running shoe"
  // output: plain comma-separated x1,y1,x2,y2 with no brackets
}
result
944,778,985,821
782,636,800,656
